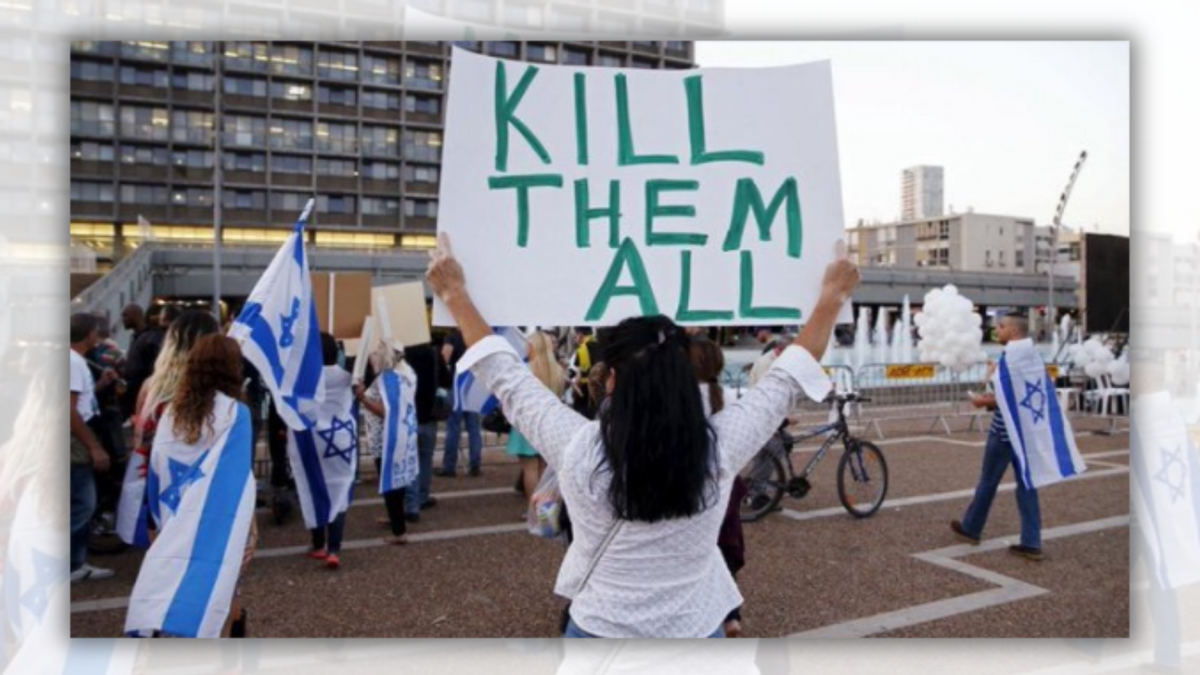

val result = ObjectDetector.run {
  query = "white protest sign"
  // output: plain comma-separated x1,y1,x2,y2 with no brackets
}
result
372,281,432,347
434,48,849,327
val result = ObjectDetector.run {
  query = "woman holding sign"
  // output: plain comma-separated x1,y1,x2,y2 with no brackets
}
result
427,234,859,638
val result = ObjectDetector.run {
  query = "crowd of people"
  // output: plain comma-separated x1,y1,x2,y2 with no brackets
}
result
69,237,1073,639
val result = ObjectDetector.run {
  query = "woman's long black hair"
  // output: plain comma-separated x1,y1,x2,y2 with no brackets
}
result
597,315,717,523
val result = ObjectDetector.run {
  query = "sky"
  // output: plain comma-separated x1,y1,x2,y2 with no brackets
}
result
695,41,1130,235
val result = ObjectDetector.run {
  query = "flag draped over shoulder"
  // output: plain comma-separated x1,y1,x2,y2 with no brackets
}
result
124,393,255,638
287,366,359,529
1131,391,1200,590
228,204,324,430
378,369,419,495
115,448,151,548
453,327,527,414
992,337,1086,490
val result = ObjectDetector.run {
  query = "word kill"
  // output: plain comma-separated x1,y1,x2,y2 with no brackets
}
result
486,60,807,323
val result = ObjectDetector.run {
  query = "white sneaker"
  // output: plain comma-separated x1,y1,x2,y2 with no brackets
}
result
70,563,115,583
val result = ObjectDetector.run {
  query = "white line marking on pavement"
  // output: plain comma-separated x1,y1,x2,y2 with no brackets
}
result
791,515,1130,638
69,523,532,615
779,463,1128,522
349,486,517,508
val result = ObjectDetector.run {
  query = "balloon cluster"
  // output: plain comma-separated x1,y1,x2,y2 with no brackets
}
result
914,285,987,371
1069,337,1129,385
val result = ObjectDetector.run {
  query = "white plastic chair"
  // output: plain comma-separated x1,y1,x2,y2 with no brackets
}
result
1085,374,1129,416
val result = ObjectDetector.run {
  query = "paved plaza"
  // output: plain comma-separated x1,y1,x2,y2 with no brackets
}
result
68,411,1144,640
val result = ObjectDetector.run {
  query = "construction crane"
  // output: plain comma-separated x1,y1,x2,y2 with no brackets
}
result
1047,150,1087,338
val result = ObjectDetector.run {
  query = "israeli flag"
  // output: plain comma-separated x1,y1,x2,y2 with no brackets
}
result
1131,391,1200,589
115,447,150,548
378,369,419,494
125,393,256,638
229,200,325,430
288,365,359,529
453,327,527,414
993,338,1087,490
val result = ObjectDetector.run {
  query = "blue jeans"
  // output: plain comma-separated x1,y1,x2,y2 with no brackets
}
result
405,422,437,515
564,618,724,638
961,432,1042,549
70,463,97,571
442,411,481,473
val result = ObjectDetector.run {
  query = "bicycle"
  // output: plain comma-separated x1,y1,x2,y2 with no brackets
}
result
739,392,888,522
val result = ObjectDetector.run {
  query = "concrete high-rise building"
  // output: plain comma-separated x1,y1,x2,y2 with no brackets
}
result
846,212,1038,274
901,165,944,221
69,40,697,263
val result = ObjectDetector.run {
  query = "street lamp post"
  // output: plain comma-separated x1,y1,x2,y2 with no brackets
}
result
212,41,224,323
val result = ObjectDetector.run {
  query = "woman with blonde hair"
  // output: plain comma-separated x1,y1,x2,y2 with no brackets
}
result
125,334,256,638
507,330,566,502
116,310,219,546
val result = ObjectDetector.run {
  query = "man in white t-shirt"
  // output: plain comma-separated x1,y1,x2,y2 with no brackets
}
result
70,312,115,583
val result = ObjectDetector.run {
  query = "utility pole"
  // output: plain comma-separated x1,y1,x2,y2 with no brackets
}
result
212,41,224,323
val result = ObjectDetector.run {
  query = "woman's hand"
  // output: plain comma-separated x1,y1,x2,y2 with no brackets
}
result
352,383,366,402
426,233,467,305
819,258,861,306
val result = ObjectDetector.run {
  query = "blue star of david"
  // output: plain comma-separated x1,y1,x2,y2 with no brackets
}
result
160,450,210,514
20,549,63,622
279,297,302,348
1020,380,1047,424
318,416,357,465
1154,444,1189,505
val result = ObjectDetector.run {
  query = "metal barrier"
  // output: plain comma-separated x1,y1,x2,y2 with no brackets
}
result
850,362,990,439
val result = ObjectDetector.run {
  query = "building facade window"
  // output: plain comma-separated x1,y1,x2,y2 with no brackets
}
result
597,53,624,68
72,41,118,56
527,44,558,62
404,198,438,218
119,106,170,141
172,70,214,91
362,196,400,215
71,181,115,202
404,94,439,115
272,155,313,174
224,189,267,210
71,59,115,82
318,157,358,176
361,125,399,156
271,80,312,102
318,84,357,106
318,194,356,214
272,191,312,211
119,144,170,166
171,110,213,144
71,141,115,162
170,41,214,67
404,165,439,183
225,42,269,72
489,42,519,58
270,44,313,76
318,48,358,81
172,149,213,167
269,118,312,150
226,76,268,97
172,187,212,207
120,184,168,204
120,41,170,62
223,151,266,172
71,101,115,136
362,90,400,111
225,114,266,147
403,130,442,162
316,121,357,153
119,65,170,88
362,53,400,86
361,160,398,180
405,59,443,90
563,48,589,65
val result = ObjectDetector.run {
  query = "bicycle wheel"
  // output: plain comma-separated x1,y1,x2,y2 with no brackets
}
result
739,451,786,522
837,440,888,518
